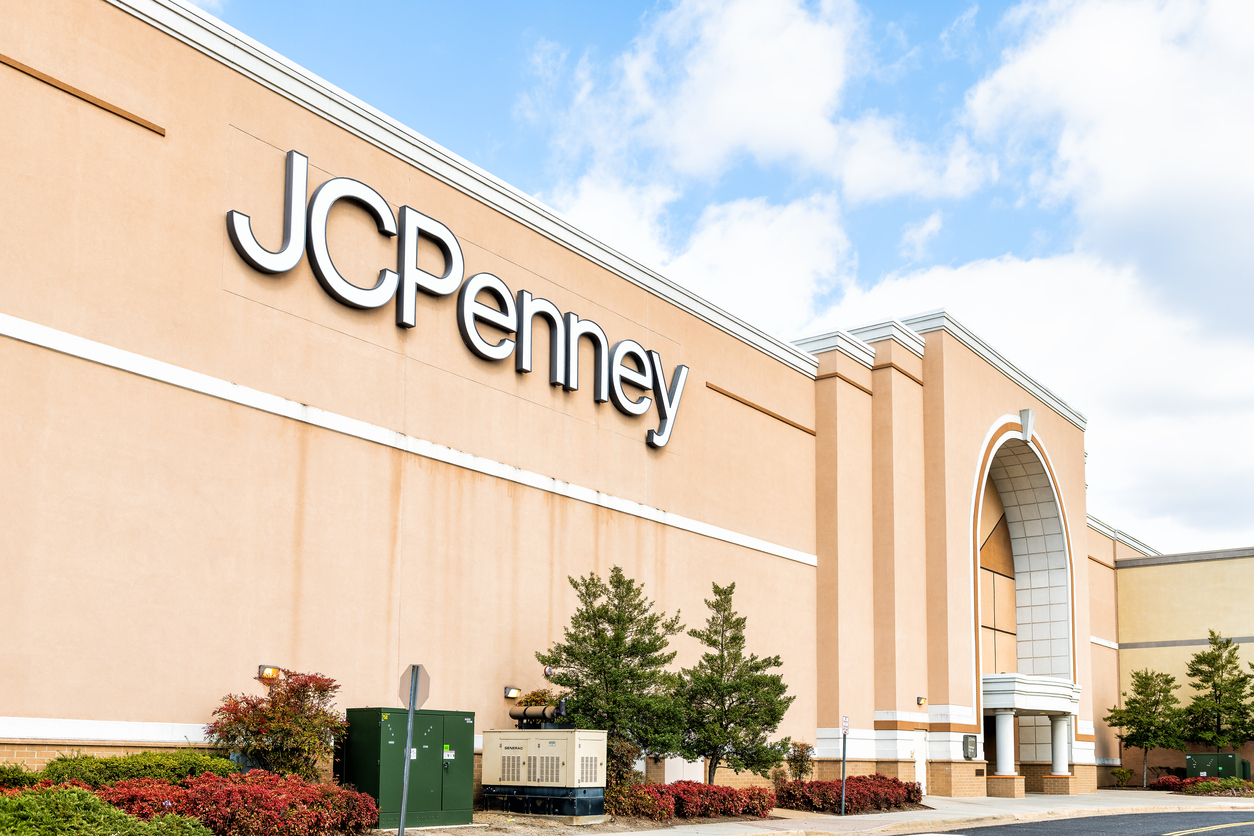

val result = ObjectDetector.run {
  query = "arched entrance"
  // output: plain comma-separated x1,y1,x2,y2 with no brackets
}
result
975,417,1079,794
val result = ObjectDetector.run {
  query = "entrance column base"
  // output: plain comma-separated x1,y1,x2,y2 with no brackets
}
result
986,775,1025,798
1041,774,1081,795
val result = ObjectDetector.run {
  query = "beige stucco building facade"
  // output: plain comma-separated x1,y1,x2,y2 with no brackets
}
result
2,0,1240,798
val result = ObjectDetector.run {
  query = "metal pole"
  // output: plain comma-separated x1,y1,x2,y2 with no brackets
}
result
840,729,847,816
398,671,419,836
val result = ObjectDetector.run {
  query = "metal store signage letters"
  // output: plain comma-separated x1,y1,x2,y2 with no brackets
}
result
226,151,689,448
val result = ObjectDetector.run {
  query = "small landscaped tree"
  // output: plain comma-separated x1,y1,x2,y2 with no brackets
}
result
675,581,794,784
205,669,347,780
536,566,685,763
1184,631,1254,753
786,741,815,782
1103,668,1185,786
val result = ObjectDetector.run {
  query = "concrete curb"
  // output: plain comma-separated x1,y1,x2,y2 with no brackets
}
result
856,803,1254,834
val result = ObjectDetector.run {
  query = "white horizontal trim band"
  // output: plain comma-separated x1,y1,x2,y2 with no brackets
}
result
0,716,207,744
102,0,818,378
1091,635,1119,651
0,312,817,567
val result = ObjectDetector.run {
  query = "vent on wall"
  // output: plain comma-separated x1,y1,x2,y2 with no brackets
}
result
527,755,560,783
580,756,597,784
502,755,522,782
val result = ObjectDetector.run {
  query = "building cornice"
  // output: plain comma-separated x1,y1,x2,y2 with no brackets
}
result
1117,545,1254,570
847,319,926,358
791,329,876,368
1086,514,1161,557
901,310,1087,430
103,0,820,378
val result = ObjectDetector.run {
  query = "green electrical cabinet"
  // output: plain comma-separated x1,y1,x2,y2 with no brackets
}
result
1185,752,1249,780
336,707,475,829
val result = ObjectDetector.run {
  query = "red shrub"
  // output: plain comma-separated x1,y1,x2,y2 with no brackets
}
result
740,786,776,817
98,771,377,836
1149,775,1183,791
605,782,675,820
776,775,920,815
654,781,775,819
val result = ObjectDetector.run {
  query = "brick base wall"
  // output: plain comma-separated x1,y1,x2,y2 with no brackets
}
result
874,759,915,782
813,759,878,780
986,774,1025,798
1020,762,1052,793
710,765,774,788
644,758,667,785
1073,763,1097,793
0,739,217,770
1042,773,1082,795
929,760,988,797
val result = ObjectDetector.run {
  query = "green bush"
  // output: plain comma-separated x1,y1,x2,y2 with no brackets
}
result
1183,776,1251,795
0,763,39,789
1111,767,1135,787
0,786,210,835
41,752,237,788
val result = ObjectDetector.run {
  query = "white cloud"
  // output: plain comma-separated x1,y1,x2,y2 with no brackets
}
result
899,210,943,261
963,0,1254,324
837,115,995,203
806,253,1254,553
542,173,679,271
623,0,860,178
940,4,981,61
666,194,851,336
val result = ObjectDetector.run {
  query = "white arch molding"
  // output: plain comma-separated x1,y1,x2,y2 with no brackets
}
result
970,417,1081,746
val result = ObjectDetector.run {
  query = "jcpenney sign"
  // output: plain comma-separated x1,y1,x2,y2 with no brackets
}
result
226,151,689,448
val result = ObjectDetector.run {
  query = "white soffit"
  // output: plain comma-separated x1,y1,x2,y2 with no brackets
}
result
791,330,876,368
902,310,1087,430
1087,514,1162,556
103,0,819,379
847,319,926,358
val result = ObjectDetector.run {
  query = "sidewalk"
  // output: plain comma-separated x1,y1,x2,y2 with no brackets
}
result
620,791,1254,835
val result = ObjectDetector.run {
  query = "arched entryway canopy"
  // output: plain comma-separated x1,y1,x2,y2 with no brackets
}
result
974,415,1078,784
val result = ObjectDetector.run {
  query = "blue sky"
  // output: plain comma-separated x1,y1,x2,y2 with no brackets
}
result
198,0,1254,553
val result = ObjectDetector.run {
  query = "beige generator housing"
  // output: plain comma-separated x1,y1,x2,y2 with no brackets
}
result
481,729,607,789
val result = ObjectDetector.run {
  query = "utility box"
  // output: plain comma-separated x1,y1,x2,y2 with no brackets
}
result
335,707,474,829
481,729,607,819
1186,752,1242,780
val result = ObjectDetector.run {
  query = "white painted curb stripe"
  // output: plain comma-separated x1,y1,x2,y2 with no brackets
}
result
0,312,817,567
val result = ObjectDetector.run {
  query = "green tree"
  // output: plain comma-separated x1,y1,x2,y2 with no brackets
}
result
536,566,685,758
675,581,794,784
1184,630,1254,752
204,669,347,780
1103,668,1185,786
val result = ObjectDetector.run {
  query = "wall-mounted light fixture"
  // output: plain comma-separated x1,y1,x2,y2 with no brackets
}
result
503,686,522,699
258,665,282,682
917,696,927,706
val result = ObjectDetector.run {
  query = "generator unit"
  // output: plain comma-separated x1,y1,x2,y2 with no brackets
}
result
481,729,607,820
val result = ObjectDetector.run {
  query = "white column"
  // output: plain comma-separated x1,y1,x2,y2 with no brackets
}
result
1050,714,1070,775
994,709,1016,775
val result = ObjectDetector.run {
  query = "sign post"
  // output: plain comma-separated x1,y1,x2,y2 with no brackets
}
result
840,715,849,816
397,665,430,836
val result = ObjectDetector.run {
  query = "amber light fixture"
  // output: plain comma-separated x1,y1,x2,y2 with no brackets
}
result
503,686,522,699
258,665,282,682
